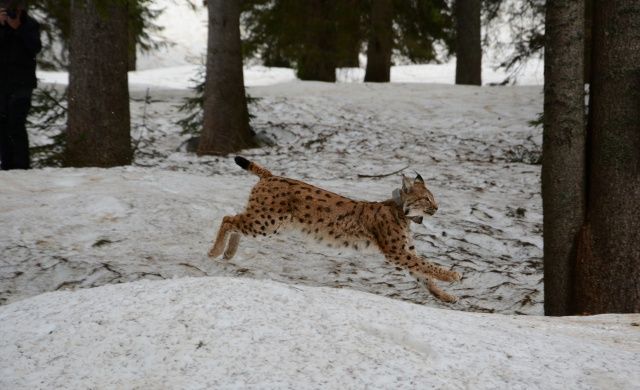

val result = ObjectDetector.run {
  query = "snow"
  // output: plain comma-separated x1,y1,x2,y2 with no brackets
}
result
36,0,544,89
3,80,544,314
2,2,631,387
135,0,209,70
36,59,542,92
1,277,638,389
37,65,299,90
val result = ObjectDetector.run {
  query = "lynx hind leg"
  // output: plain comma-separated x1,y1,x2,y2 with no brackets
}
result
223,233,241,259
208,215,242,258
426,278,458,303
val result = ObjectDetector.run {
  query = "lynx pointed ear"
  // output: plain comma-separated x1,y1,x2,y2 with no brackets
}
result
402,174,412,192
415,173,424,183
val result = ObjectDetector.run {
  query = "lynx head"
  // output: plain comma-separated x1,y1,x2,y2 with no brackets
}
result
400,173,438,224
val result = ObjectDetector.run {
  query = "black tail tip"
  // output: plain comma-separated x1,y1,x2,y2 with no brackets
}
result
234,156,250,170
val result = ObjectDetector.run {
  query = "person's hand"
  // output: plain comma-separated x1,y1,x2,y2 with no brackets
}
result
0,8,8,26
0,8,21,29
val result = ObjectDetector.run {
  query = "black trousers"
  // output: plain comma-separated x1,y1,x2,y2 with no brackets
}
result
0,88,33,170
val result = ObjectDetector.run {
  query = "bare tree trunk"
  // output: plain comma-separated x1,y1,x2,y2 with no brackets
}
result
297,0,337,82
66,0,132,167
198,0,256,155
575,0,640,313
364,0,393,82
454,0,482,85
128,24,137,71
542,0,586,316
336,0,362,68
583,0,593,83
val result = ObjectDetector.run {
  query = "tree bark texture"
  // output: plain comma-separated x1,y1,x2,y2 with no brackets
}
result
336,0,362,68
454,0,482,85
66,0,132,167
128,24,137,71
542,0,586,316
576,0,640,313
296,0,337,82
198,0,255,155
364,0,393,82
583,0,593,83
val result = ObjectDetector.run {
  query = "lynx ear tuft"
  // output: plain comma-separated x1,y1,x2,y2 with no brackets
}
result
401,175,412,192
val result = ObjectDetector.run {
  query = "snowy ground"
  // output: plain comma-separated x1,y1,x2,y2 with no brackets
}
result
39,0,544,86
1,3,636,388
1,277,638,389
2,76,543,314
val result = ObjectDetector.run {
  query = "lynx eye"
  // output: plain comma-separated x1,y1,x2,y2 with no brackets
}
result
410,216,423,224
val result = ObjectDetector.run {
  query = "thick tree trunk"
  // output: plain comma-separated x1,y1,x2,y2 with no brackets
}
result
66,0,132,167
364,0,393,82
542,0,586,316
297,0,337,82
128,25,137,71
336,0,362,68
454,0,482,85
198,0,256,155
583,0,593,83
575,0,640,313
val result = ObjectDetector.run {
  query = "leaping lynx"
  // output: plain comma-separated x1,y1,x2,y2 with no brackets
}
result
208,156,461,303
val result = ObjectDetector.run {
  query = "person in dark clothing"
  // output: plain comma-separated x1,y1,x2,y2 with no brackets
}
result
0,0,41,170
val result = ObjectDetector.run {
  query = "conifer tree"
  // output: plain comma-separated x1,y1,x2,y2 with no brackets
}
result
542,0,585,315
65,0,132,167
364,0,393,82
198,0,255,155
454,0,482,85
543,0,640,314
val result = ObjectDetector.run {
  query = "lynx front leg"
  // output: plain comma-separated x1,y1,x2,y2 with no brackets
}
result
223,233,241,259
208,215,243,258
420,258,461,282
381,247,460,303
403,245,461,282
426,278,458,303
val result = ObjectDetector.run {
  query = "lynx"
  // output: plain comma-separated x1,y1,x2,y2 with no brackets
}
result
208,156,461,302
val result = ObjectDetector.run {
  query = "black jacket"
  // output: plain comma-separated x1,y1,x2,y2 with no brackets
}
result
0,12,42,91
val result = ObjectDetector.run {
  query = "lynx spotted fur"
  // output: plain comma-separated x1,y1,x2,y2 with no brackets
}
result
208,156,461,302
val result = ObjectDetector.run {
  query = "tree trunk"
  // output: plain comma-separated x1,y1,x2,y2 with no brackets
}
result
542,0,586,316
128,23,137,71
66,0,132,167
583,0,593,83
336,0,362,68
364,0,393,82
454,0,482,85
575,0,640,313
296,0,337,82
198,0,256,155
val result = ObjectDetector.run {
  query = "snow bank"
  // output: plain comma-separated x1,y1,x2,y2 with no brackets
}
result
0,277,638,389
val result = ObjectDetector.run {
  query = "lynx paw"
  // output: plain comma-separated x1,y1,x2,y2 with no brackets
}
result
442,293,459,303
208,246,222,258
449,270,462,282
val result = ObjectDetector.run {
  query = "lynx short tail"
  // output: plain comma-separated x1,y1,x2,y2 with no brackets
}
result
234,156,273,178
